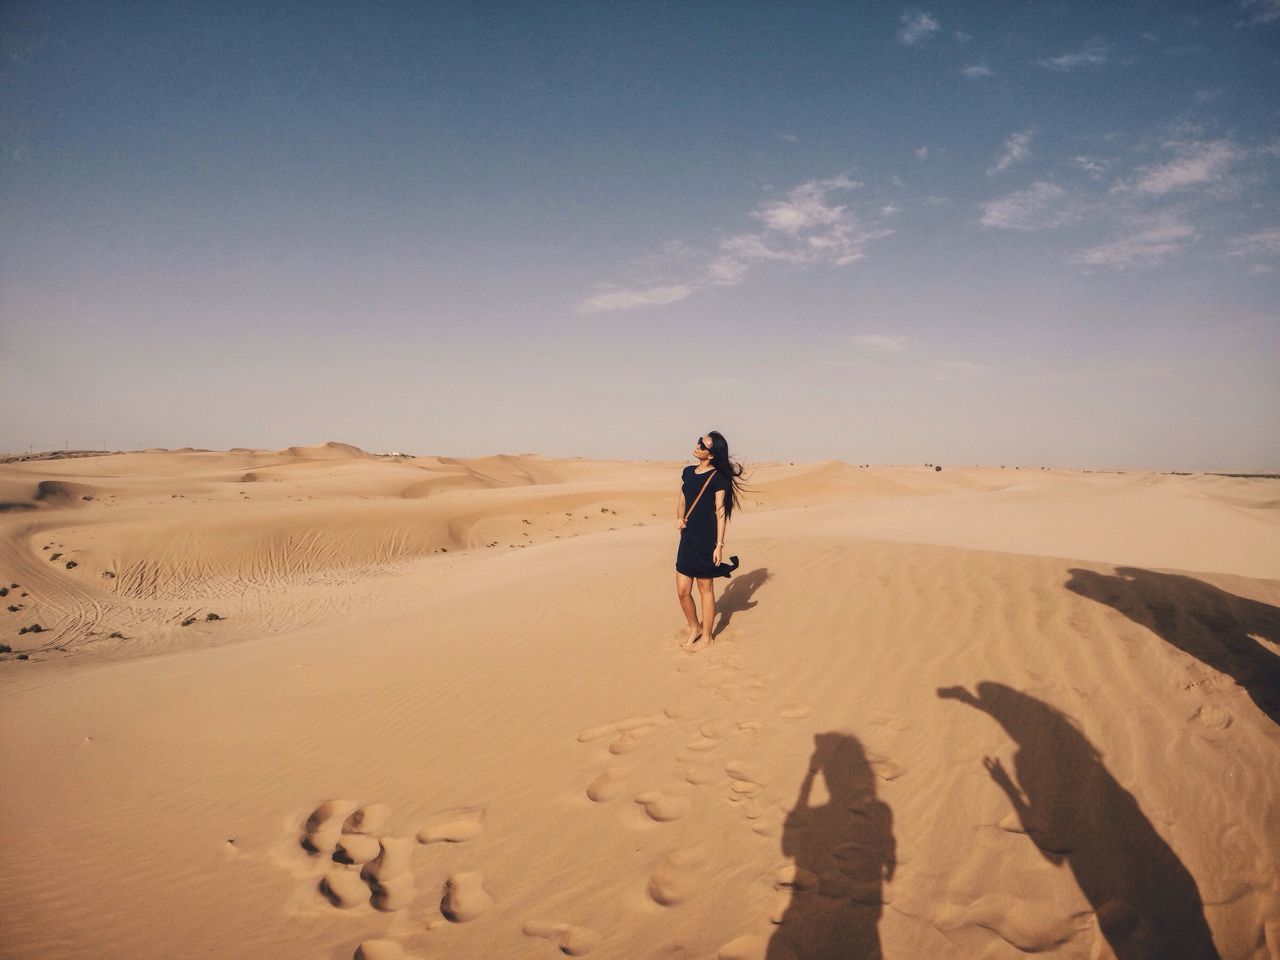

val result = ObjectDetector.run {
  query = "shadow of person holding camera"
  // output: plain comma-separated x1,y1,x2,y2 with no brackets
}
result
768,732,895,960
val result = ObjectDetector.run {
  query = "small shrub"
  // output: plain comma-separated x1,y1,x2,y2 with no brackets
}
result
17,654,27,660
180,616,196,627
0,644,10,653
50,553,62,561
206,612,221,621
65,560,77,570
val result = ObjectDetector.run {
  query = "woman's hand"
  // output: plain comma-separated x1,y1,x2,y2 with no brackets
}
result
712,546,722,566
676,518,686,531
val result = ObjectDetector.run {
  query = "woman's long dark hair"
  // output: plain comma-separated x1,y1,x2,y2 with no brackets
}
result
706,430,746,521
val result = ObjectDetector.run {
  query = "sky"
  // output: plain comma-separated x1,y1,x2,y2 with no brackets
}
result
1,1,1278,471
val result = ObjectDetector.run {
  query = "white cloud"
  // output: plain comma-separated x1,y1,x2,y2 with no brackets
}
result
988,130,1033,176
853,334,909,353
579,284,695,314
1127,139,1242,194
1070,155,1109,180
961,64,992,78
754,176,856,233
899,11,940,45
1039,41,1110,70
1071,217,1197,269
954,31,973,43
979,182,1078,231
579,177,894,313
915,146,929,160
777,133,799,142
1227,228,1280,258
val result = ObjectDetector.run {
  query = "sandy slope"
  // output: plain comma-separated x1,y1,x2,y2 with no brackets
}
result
0,446,1277,960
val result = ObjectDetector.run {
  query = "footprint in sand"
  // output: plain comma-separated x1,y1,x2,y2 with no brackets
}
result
441,871,494,922
353,941,423,960
321,865,372,908
779,703,812,720
586,767,630,802
577,713,669,745
867,755,905,781
416,806,486,844
303,799,361,855
355,837,416,912
344,804,391,834
1191,704,1233,732
334,834,381,865
635,791,690,822
522,921,601,956
647,849,701,905
684,764,720,786
725,760,770,788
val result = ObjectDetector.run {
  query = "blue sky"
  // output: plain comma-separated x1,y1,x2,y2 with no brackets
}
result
2,1,1278,470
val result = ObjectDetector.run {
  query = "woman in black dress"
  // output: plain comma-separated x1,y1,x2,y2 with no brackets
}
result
675,431,742,651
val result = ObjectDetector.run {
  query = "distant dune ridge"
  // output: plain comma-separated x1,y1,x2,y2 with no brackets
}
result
0,444,1277,959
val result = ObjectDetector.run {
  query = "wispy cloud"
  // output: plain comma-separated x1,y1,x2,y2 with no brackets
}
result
961,64,993,78
980,182,1079,231
579,284,695,313
1070,155,1110,180
853,334,909,352
898,11,940,45
1125,139,1242,194
1227,228,1280,258
1039,40,1110,70
915,146,929,160
1071,216,1197,269
1239,0,1280,24
580,177,894,313
988,130,1033,176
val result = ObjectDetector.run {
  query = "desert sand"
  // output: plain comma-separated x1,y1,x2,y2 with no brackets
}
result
0,443,1277,960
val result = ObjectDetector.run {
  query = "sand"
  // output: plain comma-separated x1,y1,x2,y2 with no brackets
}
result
0,444,1277,960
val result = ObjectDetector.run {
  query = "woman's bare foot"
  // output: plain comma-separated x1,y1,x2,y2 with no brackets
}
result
684,635,711,654
681,623,702,648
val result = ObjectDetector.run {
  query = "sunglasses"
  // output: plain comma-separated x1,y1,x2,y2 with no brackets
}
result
696,437,710,451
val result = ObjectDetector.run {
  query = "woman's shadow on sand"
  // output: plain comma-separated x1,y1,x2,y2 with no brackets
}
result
768,732,895,960
1066,566,1280,725
714,567,770,638
938,682,1221,960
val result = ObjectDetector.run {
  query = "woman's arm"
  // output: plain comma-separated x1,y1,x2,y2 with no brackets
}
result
713,490,726,560
676,492,687,529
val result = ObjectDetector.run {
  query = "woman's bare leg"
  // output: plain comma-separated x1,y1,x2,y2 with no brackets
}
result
688,578,716,650
676,572,700,645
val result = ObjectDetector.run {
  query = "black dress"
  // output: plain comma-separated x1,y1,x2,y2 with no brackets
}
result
676,465,740,579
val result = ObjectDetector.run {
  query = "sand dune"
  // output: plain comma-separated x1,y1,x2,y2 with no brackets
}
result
1,448,1277,959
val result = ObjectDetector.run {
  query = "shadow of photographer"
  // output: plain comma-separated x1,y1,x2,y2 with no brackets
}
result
768,732,894,960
